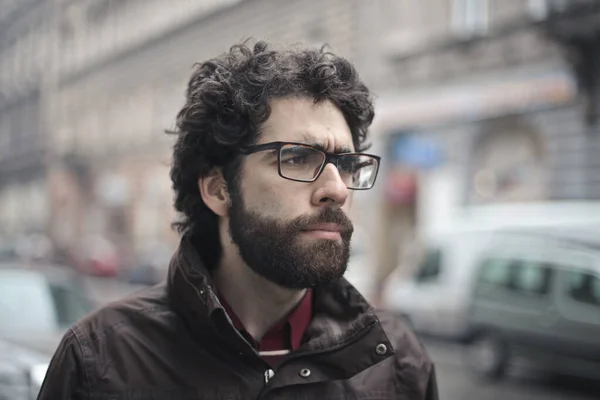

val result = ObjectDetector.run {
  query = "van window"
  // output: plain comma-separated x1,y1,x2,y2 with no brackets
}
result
414,248,442,283
478,258,512,287
567,271,600,308
513,261,553,295
477,258,553,296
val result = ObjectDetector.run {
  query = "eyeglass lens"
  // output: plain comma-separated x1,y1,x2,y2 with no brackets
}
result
278,144,378,189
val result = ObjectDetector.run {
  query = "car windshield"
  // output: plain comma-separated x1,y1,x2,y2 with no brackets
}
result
0,270,92,335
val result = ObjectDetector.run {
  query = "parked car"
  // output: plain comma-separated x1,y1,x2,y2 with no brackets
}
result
77,235,120,277
382,202,600,341
0,239,18,262
126,242,173,286
381,229,494,340
0,338,49,400
463,228,600,381
0,262,94,399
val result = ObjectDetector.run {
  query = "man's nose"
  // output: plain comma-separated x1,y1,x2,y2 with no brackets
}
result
311,163,350,207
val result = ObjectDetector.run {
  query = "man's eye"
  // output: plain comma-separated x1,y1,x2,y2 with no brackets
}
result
282,156,306,166
339,160,356,171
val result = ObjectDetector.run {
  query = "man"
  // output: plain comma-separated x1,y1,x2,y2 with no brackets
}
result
38,40,438,400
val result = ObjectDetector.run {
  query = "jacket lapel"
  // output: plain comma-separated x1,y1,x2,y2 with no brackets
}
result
167,235,395,386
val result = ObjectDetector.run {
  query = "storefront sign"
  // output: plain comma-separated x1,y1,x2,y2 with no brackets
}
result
391,135,443,169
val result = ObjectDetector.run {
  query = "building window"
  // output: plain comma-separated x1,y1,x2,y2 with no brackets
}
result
528,0,550,20
0,112,9,159
452,0,489,38
470,118,547,205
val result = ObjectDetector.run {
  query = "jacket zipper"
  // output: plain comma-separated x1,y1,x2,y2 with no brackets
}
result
256,320,377,399
185,280,271,394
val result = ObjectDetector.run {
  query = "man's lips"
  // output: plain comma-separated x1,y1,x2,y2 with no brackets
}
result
303,223,343,232
301,223,344,240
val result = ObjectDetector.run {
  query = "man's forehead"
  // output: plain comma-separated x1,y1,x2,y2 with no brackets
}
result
255,130,354,154
259,97,354,151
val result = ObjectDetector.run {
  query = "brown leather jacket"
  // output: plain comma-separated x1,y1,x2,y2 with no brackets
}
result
38,236,439,399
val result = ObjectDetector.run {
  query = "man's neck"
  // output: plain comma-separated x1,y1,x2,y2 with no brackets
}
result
212,250,307,343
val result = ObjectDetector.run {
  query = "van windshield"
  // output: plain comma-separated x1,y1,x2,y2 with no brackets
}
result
414,248,442,282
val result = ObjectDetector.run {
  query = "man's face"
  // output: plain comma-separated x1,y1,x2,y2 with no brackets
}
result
227,97,355,289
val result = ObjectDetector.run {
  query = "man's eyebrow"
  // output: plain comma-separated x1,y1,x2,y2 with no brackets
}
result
305,141,353,154
336,145,354,154
297,131,353,154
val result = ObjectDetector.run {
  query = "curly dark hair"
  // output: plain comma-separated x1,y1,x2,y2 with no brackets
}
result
169,40,375,268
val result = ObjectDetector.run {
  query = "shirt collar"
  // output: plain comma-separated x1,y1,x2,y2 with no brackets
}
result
218,289,313,351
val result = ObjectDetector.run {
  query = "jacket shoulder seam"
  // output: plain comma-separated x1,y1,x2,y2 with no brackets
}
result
94,303,176,339
70,325,92,399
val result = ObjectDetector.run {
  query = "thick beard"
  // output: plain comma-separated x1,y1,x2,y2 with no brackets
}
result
227,190,353,289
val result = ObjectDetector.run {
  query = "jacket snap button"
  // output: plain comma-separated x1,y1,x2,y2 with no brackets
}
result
299,368,311,378
264,369,275,383
376,343,388,355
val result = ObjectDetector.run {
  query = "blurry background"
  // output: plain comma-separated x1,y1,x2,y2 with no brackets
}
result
1,0,600,399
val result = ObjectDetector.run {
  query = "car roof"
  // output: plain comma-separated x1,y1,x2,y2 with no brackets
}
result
0,261,83,285
477,227,600,274
492,226,600,251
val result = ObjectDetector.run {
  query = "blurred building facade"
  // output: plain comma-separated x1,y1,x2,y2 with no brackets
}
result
0,0,380,265
1,0,600,284
0,0,53,237
370,0,600,282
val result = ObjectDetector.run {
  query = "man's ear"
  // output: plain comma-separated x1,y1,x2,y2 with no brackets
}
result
199,168,230,217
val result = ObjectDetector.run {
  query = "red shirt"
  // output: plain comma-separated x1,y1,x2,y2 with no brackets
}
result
219,289,313,367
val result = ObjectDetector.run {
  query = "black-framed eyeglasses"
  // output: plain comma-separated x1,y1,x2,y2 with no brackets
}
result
241,141,381,190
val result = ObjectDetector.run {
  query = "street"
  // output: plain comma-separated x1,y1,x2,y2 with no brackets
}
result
425,340,600,400
82,277,600,399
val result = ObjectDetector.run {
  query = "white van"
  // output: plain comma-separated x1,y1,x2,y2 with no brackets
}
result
463,229,600,380
381,202,600,341
382,229,495,340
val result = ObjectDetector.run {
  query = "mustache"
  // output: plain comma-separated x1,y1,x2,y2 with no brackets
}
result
291,208,354,234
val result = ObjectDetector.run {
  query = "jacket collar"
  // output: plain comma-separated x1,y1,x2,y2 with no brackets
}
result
167,234,395,381
218,287,313,352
